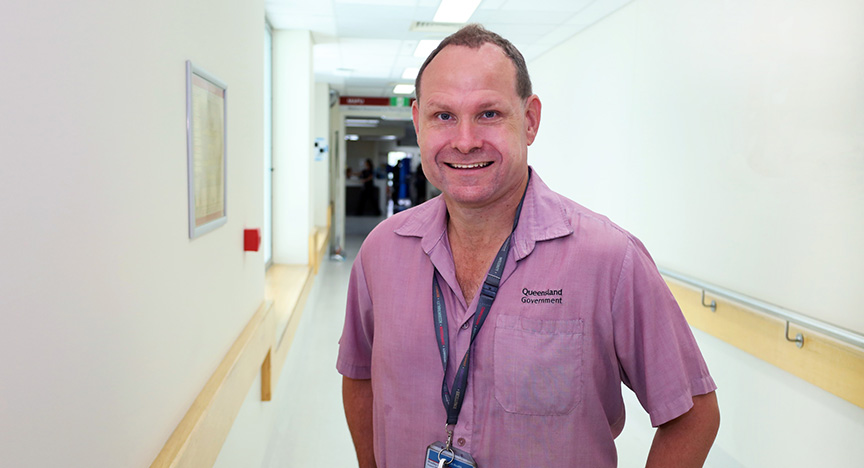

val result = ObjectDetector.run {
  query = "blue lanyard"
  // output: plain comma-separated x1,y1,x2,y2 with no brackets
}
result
432,171,530,426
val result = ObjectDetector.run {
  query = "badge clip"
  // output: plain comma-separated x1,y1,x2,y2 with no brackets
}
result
444,424,454,451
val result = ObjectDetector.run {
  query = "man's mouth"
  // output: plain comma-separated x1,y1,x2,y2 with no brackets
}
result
445,162,492,169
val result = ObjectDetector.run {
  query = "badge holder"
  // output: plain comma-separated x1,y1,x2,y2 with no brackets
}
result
425,442,477,468
424,426,477,468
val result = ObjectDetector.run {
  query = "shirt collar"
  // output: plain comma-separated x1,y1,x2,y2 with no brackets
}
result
393,167,574,260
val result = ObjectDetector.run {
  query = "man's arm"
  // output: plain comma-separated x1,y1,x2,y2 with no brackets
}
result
342,376,377,468
645,391,720,468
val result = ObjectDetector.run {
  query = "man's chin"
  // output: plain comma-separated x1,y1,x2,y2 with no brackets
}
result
443,187,498,209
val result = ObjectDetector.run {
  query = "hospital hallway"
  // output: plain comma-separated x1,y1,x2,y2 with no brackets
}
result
260,225,369,467
3,1,863,466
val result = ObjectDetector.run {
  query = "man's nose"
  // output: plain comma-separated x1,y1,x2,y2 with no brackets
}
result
451,120,482,154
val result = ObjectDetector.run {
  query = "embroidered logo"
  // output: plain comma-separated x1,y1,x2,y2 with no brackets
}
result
521,288,563,305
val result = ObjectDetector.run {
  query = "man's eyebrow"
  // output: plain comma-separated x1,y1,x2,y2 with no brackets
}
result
422,100,448,111
422,100,505,112
476,100,503,110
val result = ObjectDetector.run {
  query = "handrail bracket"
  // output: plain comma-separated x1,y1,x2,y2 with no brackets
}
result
785,321,804,348
701,290,717,312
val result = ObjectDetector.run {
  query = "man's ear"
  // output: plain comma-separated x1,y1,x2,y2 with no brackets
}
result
524,95,542,146
411,100,421,138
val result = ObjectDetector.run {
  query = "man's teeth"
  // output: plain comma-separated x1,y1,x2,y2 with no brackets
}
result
448,162,491,169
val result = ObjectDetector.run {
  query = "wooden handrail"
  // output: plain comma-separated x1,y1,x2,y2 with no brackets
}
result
663,271,864,409
150,301,274,467
151,263,315,467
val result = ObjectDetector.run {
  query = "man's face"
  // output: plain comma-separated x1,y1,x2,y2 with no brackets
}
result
412,43,541,211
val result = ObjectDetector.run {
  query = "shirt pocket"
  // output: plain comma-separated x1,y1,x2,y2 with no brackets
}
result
493,315,584,416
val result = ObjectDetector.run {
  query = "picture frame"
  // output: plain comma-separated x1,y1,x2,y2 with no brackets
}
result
186,60,228,239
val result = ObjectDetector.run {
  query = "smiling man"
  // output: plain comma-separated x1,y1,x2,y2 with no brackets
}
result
338,24,719,468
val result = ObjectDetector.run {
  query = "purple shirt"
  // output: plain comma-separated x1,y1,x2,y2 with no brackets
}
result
337,170,716,467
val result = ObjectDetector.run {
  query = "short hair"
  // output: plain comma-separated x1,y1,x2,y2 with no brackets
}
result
414,24,532,102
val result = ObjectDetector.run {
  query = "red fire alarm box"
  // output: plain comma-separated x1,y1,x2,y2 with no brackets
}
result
244,228,261,252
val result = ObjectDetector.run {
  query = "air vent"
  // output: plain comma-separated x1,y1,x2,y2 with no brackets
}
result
410,21,462,33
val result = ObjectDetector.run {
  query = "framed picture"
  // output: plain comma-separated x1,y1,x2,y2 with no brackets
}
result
186,60,227,238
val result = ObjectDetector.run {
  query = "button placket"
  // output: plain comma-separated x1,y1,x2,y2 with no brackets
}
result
454,369,474,452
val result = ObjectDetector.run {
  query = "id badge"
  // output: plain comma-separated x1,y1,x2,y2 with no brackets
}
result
424,441,478,468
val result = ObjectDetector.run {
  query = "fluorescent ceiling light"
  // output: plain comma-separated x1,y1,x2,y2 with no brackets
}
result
345,134,360,141
393,84,415,95
402,67,420,80
414,39,441,58
345,118,379,127
433,0,482,23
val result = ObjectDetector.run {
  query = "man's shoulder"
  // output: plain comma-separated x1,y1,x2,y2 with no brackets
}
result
531,177,631,240
359,196,445,253
536,183,640,255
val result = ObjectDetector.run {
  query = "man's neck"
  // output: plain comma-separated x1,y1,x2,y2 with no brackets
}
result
445,174,529,250
446,203,517,248
444,174,529,303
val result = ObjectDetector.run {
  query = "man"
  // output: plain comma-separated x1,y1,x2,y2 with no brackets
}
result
338,24,719,467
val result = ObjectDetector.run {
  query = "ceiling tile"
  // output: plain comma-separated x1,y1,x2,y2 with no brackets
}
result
478,0,508,11
335,0,420,5
500,0,594,13
568,0,633,24
270,0,634,97
334,3,418,21
480,23,553,43
473,9,572,26
339,38,403,56
270,15,338,34
337,21,419,40
267,0,333,16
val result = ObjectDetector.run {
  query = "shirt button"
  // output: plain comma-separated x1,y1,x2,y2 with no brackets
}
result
461,322,470,330
457,437,466,447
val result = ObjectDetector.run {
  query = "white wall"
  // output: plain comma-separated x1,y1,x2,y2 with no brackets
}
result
530,0,864,334
272,30,314,265
0,0,266,467
528,0,864,466
312,83,332,229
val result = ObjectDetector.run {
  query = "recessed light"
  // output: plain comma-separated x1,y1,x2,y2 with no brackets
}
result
393,84,415,95
433,0,482,23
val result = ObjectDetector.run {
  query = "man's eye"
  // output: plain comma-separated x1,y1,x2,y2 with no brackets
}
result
437,113,452,121
482,111,498,119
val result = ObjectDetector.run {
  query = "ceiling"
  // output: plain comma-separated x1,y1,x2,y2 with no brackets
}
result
266,0,633,98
